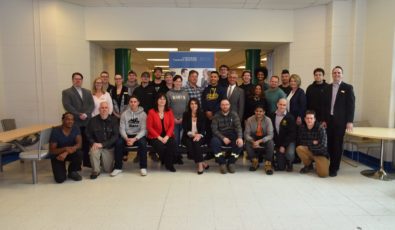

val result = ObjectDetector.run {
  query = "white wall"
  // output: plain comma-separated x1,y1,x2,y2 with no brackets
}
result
85,7,294,42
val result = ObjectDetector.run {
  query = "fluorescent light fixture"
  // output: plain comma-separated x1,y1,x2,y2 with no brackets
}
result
190,48,231,52
237,66,245,69
136,48,178,52
154,65,169,68
147,58,169,62
261,57,267,61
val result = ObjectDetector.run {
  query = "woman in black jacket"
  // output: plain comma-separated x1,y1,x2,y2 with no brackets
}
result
182,98,209,174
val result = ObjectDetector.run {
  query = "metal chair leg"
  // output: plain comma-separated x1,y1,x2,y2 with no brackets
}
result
31,160,37,184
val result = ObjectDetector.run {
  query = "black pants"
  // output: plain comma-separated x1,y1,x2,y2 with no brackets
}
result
327,116,346,172
114,136,148,169
150,137,177,169
184,137,204,163
50,150,82,183
80,127,91,167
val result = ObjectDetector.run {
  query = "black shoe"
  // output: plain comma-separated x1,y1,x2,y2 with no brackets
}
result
329,170,337,177
286,161,293,172
175,156,184,165
68,171,82,181
166,165,176,172
149,152,160,162
300,164,314,174
90,172,100,179
204,153,215,160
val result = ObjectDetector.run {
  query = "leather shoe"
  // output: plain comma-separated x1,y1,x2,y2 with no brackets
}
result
68,171,82,181
329,170,337,177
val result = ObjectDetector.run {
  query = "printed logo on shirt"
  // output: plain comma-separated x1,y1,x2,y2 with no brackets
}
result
128,118,140,128
206,88,219,101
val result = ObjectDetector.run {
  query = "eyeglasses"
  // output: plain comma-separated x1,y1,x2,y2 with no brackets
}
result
95,82,103,84
115,78,123,80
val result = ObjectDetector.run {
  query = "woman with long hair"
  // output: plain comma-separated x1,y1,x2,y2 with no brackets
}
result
111,74,129,119
182,98,209,174
91,77,113,117
244,84,267,121
146,93,177,172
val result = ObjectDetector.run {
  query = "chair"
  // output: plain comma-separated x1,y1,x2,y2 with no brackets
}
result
343,120,381,167
19,127,52,184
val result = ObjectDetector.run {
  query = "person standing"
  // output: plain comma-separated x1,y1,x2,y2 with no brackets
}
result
111,74,129,119
125,70,140,96
265,76,286,114
287,74,307,126
100,71,115,93
323,66,355,177
133,72,156,113
226,70,245,122
218,64,229,88
62,72,94,167
279,69,291,95
183,70,204,105
306,68,328,123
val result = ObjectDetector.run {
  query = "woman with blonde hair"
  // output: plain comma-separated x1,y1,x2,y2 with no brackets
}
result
287,74,306,126
91,77,113,117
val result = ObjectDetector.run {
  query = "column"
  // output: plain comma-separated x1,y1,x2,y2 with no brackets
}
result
245,49,261,84
115,48,131,81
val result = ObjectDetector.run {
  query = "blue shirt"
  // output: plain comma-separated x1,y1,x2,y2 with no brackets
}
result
49,125,80,149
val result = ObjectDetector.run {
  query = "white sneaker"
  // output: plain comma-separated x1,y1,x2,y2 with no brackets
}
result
110,169,122,177
140,168,147,176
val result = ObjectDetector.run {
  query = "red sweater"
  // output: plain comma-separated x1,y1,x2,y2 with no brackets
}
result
146,109,175,139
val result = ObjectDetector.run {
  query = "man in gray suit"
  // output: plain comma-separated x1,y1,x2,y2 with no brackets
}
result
226,70,245,122
62,72,94,167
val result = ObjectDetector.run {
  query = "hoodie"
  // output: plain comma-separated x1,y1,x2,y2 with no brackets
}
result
119,106,147,140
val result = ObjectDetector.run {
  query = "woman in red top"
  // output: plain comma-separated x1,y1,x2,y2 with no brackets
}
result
147,93,177,172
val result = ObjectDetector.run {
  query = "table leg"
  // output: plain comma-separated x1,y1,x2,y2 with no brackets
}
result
361,139,394,181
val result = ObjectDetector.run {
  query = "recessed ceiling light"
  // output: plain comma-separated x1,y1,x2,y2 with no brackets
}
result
154,65,169,68
237,66,245,69
147,58,169,61
136,48,178,52
190,48,231,52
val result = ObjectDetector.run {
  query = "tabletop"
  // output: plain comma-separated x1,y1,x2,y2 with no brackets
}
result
0,124,55,143
346,127,395,140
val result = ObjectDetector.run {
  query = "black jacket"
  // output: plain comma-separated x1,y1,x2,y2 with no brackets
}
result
181,111,206,144
306,81,328,122
323,82,355,126
133,84,156,113
269,112,296,148
86,114,119,149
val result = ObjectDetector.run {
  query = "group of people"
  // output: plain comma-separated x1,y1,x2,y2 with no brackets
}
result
50,64,355,183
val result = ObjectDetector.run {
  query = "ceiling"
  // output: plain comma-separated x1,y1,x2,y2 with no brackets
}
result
61,0,335,10
62,0,337,70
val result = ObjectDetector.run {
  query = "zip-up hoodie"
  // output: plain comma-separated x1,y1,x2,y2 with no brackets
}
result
211,111,242,140
119,106,147,140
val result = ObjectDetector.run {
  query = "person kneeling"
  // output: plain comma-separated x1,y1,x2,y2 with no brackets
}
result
86,102,119,179
296,110,329,177
211,99,243,174
113,96,148,177
244,105,274,175
49,112,82,183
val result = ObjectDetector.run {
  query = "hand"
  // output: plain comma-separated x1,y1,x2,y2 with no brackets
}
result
91,143,103,151
162,136,169,144
296,117,302,126
279,146,285,154
193,134,201,142
346,122,353,132
321,121,327,128
79,113,87,120
312,140,318,145
236,138,244,148
253,140,261,148
174,118,182,125
65,146,76,154
223,137,231,145
56,151,68,161
126,138,136,146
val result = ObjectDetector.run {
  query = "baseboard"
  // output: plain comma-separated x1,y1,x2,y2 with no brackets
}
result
343,150,394,172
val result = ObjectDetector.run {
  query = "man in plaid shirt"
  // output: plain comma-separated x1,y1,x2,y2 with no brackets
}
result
296,110,329,177
183,70,204,105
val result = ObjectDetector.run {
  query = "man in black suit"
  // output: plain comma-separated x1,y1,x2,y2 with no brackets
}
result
62,72,95,167
226,70,245,122
323,66,355,177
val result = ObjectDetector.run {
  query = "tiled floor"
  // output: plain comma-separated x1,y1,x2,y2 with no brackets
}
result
0,155,394,230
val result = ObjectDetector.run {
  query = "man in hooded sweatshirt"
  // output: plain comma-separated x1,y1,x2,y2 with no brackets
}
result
112,95,148,176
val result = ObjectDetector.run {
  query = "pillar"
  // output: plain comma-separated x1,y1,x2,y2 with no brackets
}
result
245,49,261,84
115,48,131,81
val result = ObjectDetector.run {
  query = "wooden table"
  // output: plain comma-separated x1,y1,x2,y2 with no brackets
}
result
0,124,54,143
346,127,395,181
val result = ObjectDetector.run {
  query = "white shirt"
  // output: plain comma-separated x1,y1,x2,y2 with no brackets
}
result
92,92,113,117
227,84,236,98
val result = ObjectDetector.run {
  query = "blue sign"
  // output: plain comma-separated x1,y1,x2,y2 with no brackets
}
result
169,52,215,68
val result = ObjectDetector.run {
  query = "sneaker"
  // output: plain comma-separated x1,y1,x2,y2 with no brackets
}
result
219,164,227,174
90,172,100,180
110,169,122,177
264,161,274,175
249,158,259,171
300,164,314,174
140,168,147,176
227,164,235,173
68,171,82,181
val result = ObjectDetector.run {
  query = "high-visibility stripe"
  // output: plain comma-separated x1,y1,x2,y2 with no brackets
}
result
214,152,224,158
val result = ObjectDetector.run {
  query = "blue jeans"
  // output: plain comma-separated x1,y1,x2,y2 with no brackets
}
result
275,142,295,170
114,137,148,169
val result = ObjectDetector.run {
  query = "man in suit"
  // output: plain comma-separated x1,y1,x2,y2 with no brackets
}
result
226,70,245,122
62,72,94,167
323,66,355,177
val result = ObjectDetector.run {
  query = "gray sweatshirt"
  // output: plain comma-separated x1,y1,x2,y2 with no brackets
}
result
166,89,189,119
119,106,147,140
244,115,273,143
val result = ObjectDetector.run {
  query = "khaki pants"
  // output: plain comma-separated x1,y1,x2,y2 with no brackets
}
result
89,148,114,173
296,146,329,177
